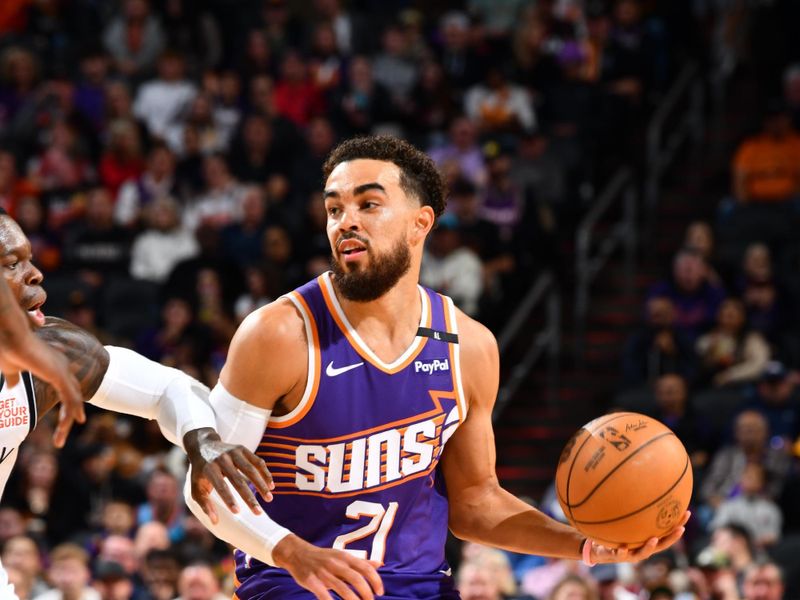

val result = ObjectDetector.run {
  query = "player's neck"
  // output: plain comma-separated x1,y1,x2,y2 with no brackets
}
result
334,273,422,355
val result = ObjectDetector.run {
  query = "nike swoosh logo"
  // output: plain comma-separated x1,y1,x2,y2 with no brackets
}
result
325,361,365,377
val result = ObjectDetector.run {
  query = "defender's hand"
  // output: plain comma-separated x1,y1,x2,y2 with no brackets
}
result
273,535,384,600
184,428,274,523
587,511,690,564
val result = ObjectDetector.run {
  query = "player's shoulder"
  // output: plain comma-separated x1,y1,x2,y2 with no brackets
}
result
230,297,307,353
453,306,499,368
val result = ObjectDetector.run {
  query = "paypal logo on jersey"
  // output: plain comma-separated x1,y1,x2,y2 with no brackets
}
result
413,358,450,375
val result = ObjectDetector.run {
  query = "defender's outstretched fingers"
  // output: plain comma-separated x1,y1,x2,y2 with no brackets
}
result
218,457,262,513
243,448,275,492
231,451,272,503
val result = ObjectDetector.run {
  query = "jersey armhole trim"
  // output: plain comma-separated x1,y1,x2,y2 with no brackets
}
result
22,372,36,433
269,292,321,428
440,295,468,422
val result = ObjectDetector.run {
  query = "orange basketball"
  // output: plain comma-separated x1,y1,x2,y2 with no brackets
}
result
555,412,692,548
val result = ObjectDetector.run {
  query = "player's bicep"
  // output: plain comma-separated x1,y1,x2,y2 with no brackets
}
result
219,299,305,410
440,316,501,494
32,318,109,416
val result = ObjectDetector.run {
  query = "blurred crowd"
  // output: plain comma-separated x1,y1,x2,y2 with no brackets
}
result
0,0,791,599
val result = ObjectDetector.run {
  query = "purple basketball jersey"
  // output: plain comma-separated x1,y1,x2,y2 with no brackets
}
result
233,272,468,599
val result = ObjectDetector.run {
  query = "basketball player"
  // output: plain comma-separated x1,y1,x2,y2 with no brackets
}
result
183,136,690,600
0,211,274,598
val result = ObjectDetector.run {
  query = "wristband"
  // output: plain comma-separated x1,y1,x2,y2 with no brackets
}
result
581,538,596,566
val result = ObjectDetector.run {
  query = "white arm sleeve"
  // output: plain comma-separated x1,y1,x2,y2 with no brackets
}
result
88,346,218,448
184,383,291,566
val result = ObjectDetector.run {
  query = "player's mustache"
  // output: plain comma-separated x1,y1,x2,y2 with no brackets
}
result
337,232,370,250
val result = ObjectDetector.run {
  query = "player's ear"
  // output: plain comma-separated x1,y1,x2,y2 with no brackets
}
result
411,205,435,243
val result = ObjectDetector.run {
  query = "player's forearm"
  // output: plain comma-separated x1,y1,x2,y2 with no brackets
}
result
88,346,217,447
449,485,584,559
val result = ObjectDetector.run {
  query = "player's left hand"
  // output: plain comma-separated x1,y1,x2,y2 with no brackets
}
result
588,510,690,564
184,427,274,524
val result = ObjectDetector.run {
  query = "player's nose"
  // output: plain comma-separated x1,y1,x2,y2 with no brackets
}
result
339,206,361,231
25,263,43,286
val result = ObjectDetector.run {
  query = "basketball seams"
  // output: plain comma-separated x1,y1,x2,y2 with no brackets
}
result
563,412,647,517
571,453,690,525
567,431,676,509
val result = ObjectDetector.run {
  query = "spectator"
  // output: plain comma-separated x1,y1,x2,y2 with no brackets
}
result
308,22,344,94
182,154,245,232
133,522,170,565
732,104,800,204
115,143,179,228
234,266,273,322
130,196,198,283
207,71,243,147
27,118,94,194
436,11,487,92
1,536,47,598
273,50,325,129
708,524,757,586
140,549,180,600
260,224,304,296
312,0,369,57
510,128,566,208
164,93,230,156
622,296,697,387
99,119,145,196
696,298,770,388
651,374,712,468
710,463,783,547
407,59,457,143
5,451,58,537
15,195,61,272
741,561,784,600
0,508,26,546
103,0,167,81
548,574,598,600
159,0,222,74
420,217,484,316
221,186,270,266
465,66,536,134
36,543,99,600
228,114,291,185
373,24,419,109
736,243,787,340
290,116,337,200
133,50,197,140
91,561,134,600
0,47,40,130
74,49,112,134
480,143,524,238
647,248,727,339
742,361,800,447
428,116,487,188
701,410,791,507
683,221,722,284
63,187,134,290
175,564,226,600
449,178,515,299
238,30,276,85
0,150,38,216
329,55,395,136
137,470,184,544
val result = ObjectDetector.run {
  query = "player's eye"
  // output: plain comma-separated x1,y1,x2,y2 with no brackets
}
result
5,261,18,271
327,206,340,217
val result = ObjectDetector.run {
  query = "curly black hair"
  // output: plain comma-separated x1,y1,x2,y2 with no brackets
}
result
322,135,446,218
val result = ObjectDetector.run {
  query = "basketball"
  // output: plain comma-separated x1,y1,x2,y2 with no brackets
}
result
555,412,693,548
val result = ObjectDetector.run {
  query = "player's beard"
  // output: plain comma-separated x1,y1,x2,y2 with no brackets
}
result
331,235,411,302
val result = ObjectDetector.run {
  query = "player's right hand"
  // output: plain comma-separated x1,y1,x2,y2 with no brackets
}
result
272,534,384,600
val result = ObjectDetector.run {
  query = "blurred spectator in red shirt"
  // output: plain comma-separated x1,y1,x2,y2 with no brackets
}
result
100,119,145,196
273,50,324,128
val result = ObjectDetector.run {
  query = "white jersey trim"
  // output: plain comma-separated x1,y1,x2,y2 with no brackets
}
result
271,294,318,424
443,296,468,420
321,271,430,371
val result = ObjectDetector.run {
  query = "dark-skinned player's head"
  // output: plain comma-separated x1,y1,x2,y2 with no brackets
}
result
321,136,446,302
0,209,46,328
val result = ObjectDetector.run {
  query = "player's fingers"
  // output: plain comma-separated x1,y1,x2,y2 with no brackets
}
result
304,576,334,600
680,510,691,526
204,464,239,514
351,557,384,595
244,448,275,492
630,537,660,560
193,486,219,525
224,464,263,515
231,452,273,502
52,403,74,448
655,526,686,553
338,565,375,600
322,573,361,600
